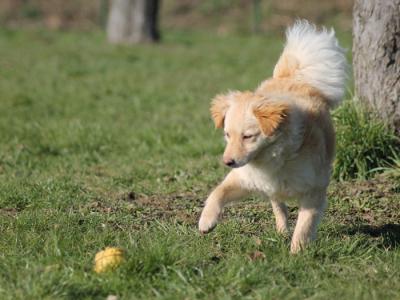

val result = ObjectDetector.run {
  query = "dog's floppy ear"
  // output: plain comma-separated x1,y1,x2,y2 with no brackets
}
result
210,93,231,129
253,101,289,136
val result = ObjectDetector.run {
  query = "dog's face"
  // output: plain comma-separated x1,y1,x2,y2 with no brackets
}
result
211,91,288,168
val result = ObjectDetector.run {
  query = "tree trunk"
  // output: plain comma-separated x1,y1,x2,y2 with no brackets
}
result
353,0,400,134
107,0,160,44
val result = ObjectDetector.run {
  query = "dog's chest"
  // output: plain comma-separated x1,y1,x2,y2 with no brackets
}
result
238,161,319,199
238,165,291,197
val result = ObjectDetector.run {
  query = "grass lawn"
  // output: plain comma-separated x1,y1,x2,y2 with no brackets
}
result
0,28,399,299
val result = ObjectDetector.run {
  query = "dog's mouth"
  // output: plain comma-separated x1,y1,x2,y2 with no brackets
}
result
224,153,255,169
226,161,245,168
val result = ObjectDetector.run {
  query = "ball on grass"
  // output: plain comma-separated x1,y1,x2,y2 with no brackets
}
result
94,247,124,273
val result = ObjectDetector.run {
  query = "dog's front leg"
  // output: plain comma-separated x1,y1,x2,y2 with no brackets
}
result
271,200,289,235
199,171,248,234
290,192,327,253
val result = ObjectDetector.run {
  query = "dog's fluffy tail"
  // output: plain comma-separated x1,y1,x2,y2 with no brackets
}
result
273,20,347,108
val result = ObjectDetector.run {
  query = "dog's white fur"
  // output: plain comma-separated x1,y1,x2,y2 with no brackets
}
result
274,21,347,107
198,21,347,253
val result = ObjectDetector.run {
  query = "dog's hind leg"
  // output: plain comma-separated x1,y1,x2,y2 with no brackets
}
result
271,200,289,235
198,171,248,234
290,191,327,253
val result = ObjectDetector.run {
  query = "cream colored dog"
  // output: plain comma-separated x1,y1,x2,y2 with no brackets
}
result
198,21,347,253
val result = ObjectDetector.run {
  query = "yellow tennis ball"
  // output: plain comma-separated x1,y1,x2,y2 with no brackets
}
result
94,247,124,273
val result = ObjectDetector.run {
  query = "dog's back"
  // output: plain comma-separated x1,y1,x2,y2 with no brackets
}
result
253,21,347,191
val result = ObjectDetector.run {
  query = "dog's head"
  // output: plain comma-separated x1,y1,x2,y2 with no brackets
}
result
210,91,289,168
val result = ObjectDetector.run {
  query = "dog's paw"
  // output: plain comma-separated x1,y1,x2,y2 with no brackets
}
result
198,211,219,234
276,223,289,236
290,240,307,254
290,243,302,254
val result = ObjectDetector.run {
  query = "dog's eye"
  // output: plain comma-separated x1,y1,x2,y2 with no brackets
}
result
243,134,253,139
224,132,230,138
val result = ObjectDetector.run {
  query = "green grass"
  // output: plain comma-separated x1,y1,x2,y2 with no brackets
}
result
333,99,400,181
0,28,399,299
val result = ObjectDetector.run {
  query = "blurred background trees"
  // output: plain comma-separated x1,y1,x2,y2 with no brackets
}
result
107,0,160,44
0,0,353,33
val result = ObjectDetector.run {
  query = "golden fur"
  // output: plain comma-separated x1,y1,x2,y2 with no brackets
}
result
253,102,289,136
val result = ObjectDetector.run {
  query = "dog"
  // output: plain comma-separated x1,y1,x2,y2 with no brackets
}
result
198,20,347,253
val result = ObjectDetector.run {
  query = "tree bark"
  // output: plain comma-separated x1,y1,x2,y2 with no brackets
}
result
353,0,400,134
107,0,160,44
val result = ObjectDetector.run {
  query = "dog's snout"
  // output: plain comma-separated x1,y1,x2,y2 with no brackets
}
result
224,158,236,167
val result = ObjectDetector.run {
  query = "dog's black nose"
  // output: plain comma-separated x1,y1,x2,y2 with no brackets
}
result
224,159,236,167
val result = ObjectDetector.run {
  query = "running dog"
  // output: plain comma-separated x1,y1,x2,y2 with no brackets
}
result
198,20,347,253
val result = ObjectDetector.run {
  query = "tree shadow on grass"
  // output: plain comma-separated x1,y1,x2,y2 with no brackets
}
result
345,223,400,249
